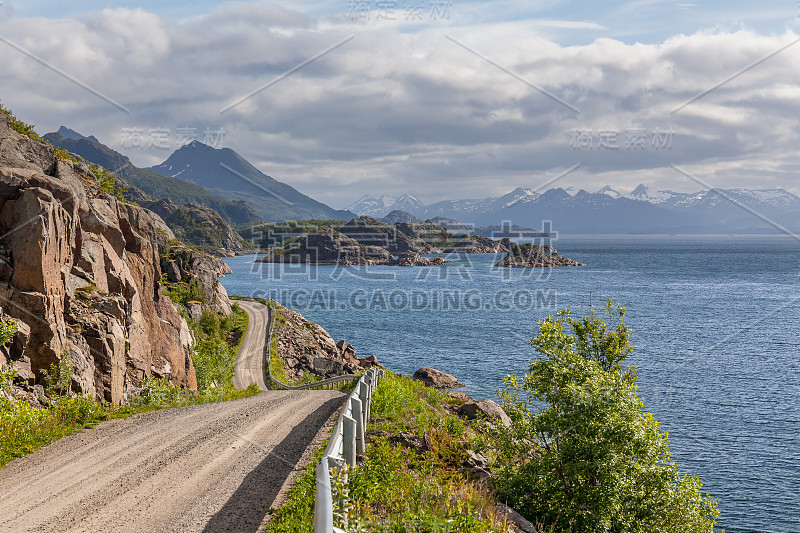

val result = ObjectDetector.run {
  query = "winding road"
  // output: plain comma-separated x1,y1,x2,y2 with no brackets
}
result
232,300,271,391
0,301,344,532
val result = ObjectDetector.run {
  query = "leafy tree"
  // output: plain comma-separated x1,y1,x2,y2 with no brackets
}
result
494,301,720,533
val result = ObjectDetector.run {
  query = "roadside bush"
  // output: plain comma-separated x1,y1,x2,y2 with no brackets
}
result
493,301,721,532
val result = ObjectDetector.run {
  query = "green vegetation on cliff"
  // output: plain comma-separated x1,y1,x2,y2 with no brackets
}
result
188,305,249,396
0,103,43,143
266,373,511,533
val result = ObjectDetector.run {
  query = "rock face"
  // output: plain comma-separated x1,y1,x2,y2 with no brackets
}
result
494,238,585,267
412,367,466,389
273,305,379,382
0,114,196,403
160,241,233,316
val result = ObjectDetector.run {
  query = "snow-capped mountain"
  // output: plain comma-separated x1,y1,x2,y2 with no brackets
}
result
391,194,425,215
348,184,800,234
347,195,399,218
597,185,622,199
624,184,800,211
416,187,538,221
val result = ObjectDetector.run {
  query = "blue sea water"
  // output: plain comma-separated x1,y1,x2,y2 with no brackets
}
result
221,235,800,532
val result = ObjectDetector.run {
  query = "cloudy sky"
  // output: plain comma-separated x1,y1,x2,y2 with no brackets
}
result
1,0,799,208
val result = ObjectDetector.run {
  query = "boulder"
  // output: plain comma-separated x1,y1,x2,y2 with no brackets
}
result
462,450,491,482
412,367,465,389
458,399,512,427
448,391,474,403
312,357,345,378
495,503,537,533
388,431,428,453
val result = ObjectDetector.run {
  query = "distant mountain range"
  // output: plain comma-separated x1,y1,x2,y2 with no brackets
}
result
349,186,800,234
148,141,355,222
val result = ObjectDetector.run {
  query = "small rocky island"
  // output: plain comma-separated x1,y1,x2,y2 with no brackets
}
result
251,216,584,268
494,238,585,267
256,226,450,266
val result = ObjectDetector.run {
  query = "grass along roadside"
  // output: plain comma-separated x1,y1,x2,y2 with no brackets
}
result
265,372,515,532
0,304,259,468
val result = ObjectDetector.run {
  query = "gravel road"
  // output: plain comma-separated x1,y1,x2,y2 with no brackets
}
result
0,300,345,532
232,300,271,391
0,391,344,532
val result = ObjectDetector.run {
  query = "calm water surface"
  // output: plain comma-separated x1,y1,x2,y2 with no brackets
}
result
222,235,800,532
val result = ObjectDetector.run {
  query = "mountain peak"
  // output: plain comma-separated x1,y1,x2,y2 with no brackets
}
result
55,126,98,143
597,185,621,199
630,184,649,197
149,143,352,221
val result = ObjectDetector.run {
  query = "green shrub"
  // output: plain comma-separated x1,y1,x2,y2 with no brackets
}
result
42,352,75,398
0,320,17,348
493,302,721,532
187,305,251,397
164,278,206,306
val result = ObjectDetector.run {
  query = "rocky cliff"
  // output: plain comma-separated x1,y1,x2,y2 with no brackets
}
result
0,113,198,403
273,304,380,382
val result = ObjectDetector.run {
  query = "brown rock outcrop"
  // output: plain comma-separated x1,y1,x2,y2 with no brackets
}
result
160,241,233,315
0,113,196,403
273,305,379,382
412,367,465,389
458,398,512,427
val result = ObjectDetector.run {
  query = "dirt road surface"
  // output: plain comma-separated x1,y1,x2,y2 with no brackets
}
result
0,391,343,532
232,300,271,391
0,300,345,532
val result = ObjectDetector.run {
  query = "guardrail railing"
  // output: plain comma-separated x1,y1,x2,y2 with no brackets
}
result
314,366,383,533
243,296,382,532
261,300,361,391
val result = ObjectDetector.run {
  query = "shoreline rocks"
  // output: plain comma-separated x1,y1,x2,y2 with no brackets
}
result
273,304,381,382
412,367,465,389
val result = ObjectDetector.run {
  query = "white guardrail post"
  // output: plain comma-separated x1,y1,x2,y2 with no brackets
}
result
342,415,356,468
351,396,365,455
313,368,383,533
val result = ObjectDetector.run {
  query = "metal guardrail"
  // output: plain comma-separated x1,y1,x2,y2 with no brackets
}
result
314,366,383,533
244,297,382,532
261,300,361,391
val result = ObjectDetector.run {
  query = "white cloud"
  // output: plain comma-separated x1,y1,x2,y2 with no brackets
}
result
0,4,798,208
